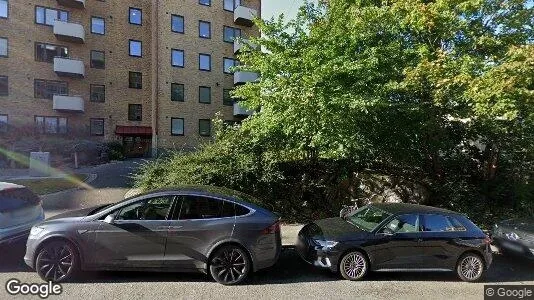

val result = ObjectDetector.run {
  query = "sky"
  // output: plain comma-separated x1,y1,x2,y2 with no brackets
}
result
262,0,315,21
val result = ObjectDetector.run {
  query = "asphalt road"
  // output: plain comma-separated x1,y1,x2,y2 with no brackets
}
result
1,159,533,299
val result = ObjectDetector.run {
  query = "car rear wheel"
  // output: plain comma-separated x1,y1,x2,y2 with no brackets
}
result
340,250,368,281
35,240,79,283
209,245,251,285
457,253,484,282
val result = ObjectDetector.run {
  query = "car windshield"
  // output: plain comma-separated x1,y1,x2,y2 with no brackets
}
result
346,205,392,232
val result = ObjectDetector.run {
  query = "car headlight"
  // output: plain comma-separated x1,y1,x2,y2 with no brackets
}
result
29,226,45,237
315,240,339,249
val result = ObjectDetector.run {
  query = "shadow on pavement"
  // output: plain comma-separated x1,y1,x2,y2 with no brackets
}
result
0,239,33,273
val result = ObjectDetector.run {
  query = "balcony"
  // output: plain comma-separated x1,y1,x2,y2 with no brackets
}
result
234,6,257,27
234,71,258,85
54,20,85,43
56,0,85,9
233,102,253,117
54,57,85,78
53,95,84,112
234,39,256,54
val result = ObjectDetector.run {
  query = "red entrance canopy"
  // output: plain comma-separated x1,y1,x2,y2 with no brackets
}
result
115,126,152,136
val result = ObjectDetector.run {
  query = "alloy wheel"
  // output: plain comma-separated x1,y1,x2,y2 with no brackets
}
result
210,246,249,285
340,251,368,280
36,242,75,282
459,255,483,281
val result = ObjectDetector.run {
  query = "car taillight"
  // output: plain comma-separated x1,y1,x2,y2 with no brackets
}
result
262,221,280,235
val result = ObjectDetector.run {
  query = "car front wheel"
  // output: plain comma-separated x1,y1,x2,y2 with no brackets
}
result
340,250,369,281
457,253,485,282
209,245,251,285
35,240,79,283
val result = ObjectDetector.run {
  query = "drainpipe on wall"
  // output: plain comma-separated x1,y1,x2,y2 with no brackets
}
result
150,0,159,157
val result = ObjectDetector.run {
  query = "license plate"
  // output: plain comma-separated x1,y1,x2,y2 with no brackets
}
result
501,240,525,253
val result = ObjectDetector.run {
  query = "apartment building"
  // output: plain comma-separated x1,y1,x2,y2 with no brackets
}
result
0,0,260,157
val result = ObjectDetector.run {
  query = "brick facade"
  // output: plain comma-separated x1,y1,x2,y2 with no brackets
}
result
0,0,260,156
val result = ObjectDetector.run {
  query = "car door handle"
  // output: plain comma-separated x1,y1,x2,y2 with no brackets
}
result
169,226,183,230
156,226,169,230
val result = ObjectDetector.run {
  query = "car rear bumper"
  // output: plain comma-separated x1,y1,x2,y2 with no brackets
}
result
0,211,44,245
493,237,534,260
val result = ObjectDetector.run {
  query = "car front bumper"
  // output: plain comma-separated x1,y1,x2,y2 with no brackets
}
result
296,234,340,272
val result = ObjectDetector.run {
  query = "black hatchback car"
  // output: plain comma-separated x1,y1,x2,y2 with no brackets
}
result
297,203,492,282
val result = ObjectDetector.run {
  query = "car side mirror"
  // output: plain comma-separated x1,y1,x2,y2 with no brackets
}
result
378,227,395,236
104,214,116,224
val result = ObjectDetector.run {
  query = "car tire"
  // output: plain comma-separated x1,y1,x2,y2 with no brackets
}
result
456,253,485,282
339,250,369,281
35,240,79,283
209,245,251,285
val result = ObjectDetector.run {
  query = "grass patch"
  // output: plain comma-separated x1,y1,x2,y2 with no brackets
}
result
9,174,89,195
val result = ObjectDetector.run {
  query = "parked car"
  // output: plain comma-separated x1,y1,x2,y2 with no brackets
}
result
0,182,45,245
24,186,281,285
492,217,534,260
297,203,492,282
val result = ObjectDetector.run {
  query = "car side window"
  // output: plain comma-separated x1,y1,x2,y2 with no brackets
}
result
421,214,458,232
116,196,173,221
177,195,224,220
235,204,250,216
381,214,419,233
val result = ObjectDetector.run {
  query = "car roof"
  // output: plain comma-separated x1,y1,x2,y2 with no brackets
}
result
370,202,461,216
130,185,274,213
0,182,26,191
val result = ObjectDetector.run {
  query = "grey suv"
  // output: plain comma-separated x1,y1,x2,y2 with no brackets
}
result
24,186,281,285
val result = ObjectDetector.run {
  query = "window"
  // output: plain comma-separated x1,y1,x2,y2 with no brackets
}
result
171,15,184,33
199,86,211,104
421,214,459,232
129,40,142,57
34,79,68,99
224,58,238,74
90,118,104,136
35,6,68,26
0,0,7,18
223,89,233,106
128,104,142,121
199,21,211,39
0,76,6,96
116,197,174,221
176,196,231,220
199,0,211,6
224,0,239,11
223,26,241,43
381,214,419,234
347,205,392,232
90,50,105,69
129,7,142,25
129,71,142,89
91,17,105,35
0,38,7,57
171,49,184,67
199,119,211,136
171,118,184,136
35,43,68,63
35,116,67,134
171,83,184,102
199,53,211,71
0,115,7,133
235,204,250,216
90,84,105,102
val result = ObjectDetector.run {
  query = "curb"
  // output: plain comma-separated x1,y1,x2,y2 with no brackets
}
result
39,173,97,197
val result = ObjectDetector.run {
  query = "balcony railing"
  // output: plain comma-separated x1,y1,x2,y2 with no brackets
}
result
234,71,258,85
233,102,253,117
234,5,257,27
56,0,85,9
234,39,256,54
53,95,84,112
54,20,85,43
54,57,85,78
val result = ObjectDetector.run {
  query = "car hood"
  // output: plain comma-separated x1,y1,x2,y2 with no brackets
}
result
45,206,103,221
499,218,534,233
305,217,368,241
